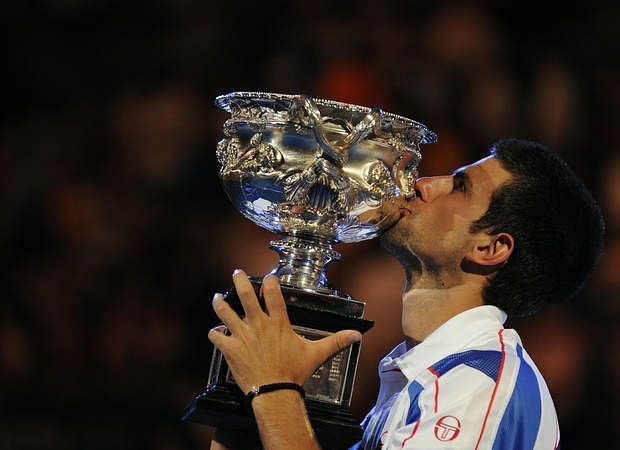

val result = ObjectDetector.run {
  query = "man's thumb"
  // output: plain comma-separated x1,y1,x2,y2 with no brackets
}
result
318,330,362,360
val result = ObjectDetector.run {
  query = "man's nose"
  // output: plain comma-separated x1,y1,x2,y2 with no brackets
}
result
415,176,453,202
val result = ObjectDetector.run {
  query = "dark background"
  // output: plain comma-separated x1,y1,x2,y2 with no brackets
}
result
2,1,620,449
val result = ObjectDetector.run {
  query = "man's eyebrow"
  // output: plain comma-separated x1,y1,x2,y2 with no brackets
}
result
452,168,473,192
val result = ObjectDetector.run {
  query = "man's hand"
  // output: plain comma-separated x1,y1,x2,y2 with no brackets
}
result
208,269,362,395
208,269,363,449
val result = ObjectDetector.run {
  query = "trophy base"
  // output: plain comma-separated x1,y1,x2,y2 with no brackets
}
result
183,279,373,449
183,383,363,450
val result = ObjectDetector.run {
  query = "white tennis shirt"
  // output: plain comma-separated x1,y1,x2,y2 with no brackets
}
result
351,305,560,450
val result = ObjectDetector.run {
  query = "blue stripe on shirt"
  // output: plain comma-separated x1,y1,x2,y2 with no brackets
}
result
405,381,424,425
492,344,542,450
431,349,503,381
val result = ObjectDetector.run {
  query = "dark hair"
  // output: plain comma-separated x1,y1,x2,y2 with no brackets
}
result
470,139,605,318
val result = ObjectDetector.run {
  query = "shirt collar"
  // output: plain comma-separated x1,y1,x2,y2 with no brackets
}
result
390,305,507,381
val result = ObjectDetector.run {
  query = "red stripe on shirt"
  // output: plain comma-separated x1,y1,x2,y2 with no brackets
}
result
474,328,506,450
401,368,440,448
401,420,420,448
428,367,440,413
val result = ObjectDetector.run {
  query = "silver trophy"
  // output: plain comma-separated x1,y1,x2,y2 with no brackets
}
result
183,92,436,448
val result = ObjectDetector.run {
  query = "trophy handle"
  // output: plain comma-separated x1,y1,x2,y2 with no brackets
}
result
341,107,383,151
295,96,384,168
296,95,344,166
393,143,423,199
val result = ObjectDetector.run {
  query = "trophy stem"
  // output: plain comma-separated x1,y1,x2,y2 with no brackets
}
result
269,236,341,292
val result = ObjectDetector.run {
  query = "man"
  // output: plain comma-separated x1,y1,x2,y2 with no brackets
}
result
208,139,604,449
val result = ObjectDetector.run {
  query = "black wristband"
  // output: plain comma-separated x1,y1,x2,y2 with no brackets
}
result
245,382,305,409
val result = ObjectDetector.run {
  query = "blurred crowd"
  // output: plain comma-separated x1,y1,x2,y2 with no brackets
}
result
2,1,620,449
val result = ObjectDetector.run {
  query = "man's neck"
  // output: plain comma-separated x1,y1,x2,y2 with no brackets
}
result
401,273,485,343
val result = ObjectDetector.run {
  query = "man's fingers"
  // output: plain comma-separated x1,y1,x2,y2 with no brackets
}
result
262,275,288,321
314,329,362,363
232,269,264,321
208,325,231,349
211,324,227,334
212,292,244,333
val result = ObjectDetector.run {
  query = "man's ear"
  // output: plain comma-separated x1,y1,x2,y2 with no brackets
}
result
462,232,514,275
469,232,514,266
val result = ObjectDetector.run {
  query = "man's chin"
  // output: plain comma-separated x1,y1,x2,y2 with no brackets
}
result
379,221,420,270
379,229,417,268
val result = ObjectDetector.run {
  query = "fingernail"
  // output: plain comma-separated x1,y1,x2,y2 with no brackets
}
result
263,272,277,281
213,292,223,302
233,268,242,277
350,331,362,342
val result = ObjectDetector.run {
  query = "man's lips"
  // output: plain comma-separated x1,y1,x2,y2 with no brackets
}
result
398,190,421,216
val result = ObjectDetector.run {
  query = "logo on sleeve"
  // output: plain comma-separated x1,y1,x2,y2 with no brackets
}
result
434,415,461,442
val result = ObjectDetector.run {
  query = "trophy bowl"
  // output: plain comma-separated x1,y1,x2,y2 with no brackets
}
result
216,91,437,293
183,92,436,448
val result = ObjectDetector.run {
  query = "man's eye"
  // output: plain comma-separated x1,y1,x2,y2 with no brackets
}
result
452,178,466,192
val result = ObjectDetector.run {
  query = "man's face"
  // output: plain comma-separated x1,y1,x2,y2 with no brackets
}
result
382,155,513,271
